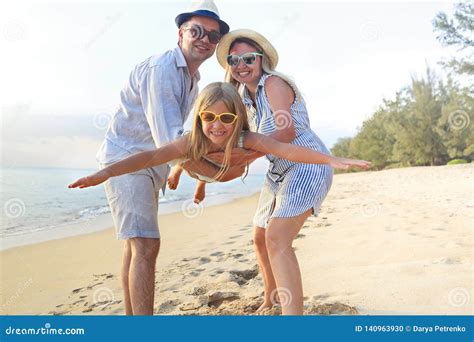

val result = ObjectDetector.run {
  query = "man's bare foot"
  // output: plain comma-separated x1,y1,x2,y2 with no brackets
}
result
167,166,183,190
194,182,206,204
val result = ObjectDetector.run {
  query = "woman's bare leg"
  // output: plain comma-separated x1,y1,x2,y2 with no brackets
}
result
265,208,312,315
253,226,278,311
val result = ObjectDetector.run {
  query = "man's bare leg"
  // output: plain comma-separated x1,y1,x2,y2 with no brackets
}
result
128,237,160,315
121,240,133,315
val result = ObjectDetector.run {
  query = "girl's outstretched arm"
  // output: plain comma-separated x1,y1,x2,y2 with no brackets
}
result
243,132,370,170
68,136,189,189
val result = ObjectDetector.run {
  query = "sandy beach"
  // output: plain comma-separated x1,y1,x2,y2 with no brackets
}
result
1,164,472,315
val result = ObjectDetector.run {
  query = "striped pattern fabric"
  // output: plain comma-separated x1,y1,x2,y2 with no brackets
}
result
241,73,333,228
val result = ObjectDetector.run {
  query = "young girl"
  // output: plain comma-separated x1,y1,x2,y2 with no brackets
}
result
69,82,369,190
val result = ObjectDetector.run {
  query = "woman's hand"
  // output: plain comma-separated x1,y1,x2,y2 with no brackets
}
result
68,169,111,189
329,156,371,170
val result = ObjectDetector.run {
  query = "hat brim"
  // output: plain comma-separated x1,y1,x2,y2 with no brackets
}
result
175,11,229,34
216,29,278,69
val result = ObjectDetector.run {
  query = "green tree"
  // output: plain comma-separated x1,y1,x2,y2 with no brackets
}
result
349,109,395,170
436,77,474,160
386,68,448,166
433,1,474,75
331,137,352,158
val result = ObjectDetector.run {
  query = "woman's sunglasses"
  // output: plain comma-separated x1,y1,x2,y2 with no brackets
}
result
184,24,222,44
200,111,238,124
227,52,263,67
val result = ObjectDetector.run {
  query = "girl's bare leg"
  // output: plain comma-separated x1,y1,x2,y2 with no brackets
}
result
167,165,183,190
194,181,206,203
265,208,312,315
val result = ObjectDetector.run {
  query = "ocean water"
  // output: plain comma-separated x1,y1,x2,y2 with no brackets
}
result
0,167,265,249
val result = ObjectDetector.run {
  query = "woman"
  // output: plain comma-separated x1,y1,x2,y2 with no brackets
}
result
216,29,336,315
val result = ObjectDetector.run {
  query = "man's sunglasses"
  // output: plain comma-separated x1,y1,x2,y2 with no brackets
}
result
184,24,222,44
226,52,263,67
200,111,238,124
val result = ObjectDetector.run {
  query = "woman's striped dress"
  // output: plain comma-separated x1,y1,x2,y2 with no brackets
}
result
241,73,333,228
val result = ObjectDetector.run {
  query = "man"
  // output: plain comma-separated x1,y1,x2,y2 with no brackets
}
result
96,0,242,315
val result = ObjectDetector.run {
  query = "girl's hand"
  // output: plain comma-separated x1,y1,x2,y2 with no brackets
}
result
329,156,371,170
68,170,111,189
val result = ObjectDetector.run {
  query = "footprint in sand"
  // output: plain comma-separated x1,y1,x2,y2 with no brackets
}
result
441,241,465,249
312,294,331,301
182,257,199,262
229,235,242,240
295,233,305,240
431,257,461,265
156,299,181,314
229,265,259,285
198,257,211,264
305,302,358,315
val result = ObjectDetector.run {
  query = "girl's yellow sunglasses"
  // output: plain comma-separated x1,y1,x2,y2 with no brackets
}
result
199,111,238,124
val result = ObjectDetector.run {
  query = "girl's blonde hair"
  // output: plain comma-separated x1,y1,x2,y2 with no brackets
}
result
187,82,250,181
223,37,301,99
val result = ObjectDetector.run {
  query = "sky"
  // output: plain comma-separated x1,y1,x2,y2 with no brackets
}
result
1,0,458,172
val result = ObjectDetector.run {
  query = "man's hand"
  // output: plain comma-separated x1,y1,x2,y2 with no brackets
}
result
181,158,248,183
218,163,247,182
206,148,263,166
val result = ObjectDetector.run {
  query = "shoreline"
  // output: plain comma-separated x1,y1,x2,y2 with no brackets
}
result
1,165,472,315
0,189,261,251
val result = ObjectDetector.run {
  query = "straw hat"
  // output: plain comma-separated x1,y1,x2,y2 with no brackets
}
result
175,0,230,34
216,29,278,69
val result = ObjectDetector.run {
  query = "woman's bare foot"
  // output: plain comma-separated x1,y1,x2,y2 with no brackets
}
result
256,291,279,312
256,300,274,312
194,181,206,204
167,165,183,190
